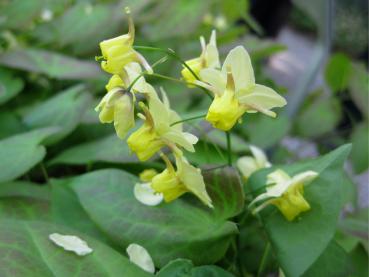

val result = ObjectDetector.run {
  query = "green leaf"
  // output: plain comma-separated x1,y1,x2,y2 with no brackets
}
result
348,63,369,119
0,219,152,277
302,241,351,277
0,112,25,139
351,122,369,173
157,259,234,277
243,113,290,148
202,167,244,221
295,97,341,138
339,208,368,251
63,168,239,267
248,144,351,277
143,0,209,40
23,85,92,145
349,244,369,277
0,68,24,104
0,128,57,183
51,178,111,243
0,48,101,80
324,53,352,93
0,181,50,220
50,134,136,165
0,0,44,30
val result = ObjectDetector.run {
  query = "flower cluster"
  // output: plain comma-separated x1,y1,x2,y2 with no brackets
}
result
94,9,316,221
95,8,212,208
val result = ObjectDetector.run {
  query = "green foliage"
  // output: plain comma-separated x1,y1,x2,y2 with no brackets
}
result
51,168,243,267
0,128,56,183
351,123,369,173
295,96,341,138
0,0,365,275
0,67,24,104
157,259,234,277
0,220,151,277
248,145,351,276
325,53,352,93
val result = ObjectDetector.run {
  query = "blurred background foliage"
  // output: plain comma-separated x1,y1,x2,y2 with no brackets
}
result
0,0,367,275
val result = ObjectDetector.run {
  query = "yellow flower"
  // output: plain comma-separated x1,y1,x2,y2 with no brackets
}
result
105,74,124,91
196,46,287,131
99,8,152,75
127,91,198,161
249,169,318,221
96,63,157,139
237,145,271,180
181,30,220,84
95,88,135,139
151,153,213,207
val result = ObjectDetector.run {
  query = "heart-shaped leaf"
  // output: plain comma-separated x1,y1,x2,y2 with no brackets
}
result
0,181,50,220
248,144,351,277
57,168,241,267
0,128,57,183
0,48,101,80
0,219,151,276
23,85,92,144
50,134,136,165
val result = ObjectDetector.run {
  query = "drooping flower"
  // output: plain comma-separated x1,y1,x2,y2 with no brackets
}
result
196,46,287,131
150,152,213,207
99,7,152,75
95,63,156,139
126,243,155,273
237,145,271,180
49,233,93,256
181,30,220,84
249,169,318,221
127,91,198,161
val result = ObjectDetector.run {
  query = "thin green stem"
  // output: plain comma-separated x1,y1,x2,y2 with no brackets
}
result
126,56,167,92
257,242,271,277
226,131,232,166
39,162,49,184
134,45,213,99
170,114,207,126
134,45,199,80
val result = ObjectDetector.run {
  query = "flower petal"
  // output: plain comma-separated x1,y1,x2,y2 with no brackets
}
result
49,233,93,256
113,94,135,139
290,171,318,187
236,156,258,179
250,145,271,168
222,46,255,91
199,68,226,96
126,243,155,273
134,183,163,206
238,84,287,117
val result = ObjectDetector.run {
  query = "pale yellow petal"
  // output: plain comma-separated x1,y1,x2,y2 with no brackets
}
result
236,156,259,179
126,244,155,273
223,46,255,91
113,94,135,139
199,68,226,96
238,84,286,117
134,183,163,206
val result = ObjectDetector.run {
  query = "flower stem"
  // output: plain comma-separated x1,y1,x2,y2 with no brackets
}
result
134,45,199,80
39,162,49,184
257,242,271,277
226,131,232,166
170,114,207,126
134,45,213,99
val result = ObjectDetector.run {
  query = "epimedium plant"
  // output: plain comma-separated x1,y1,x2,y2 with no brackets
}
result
0,4,364,277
